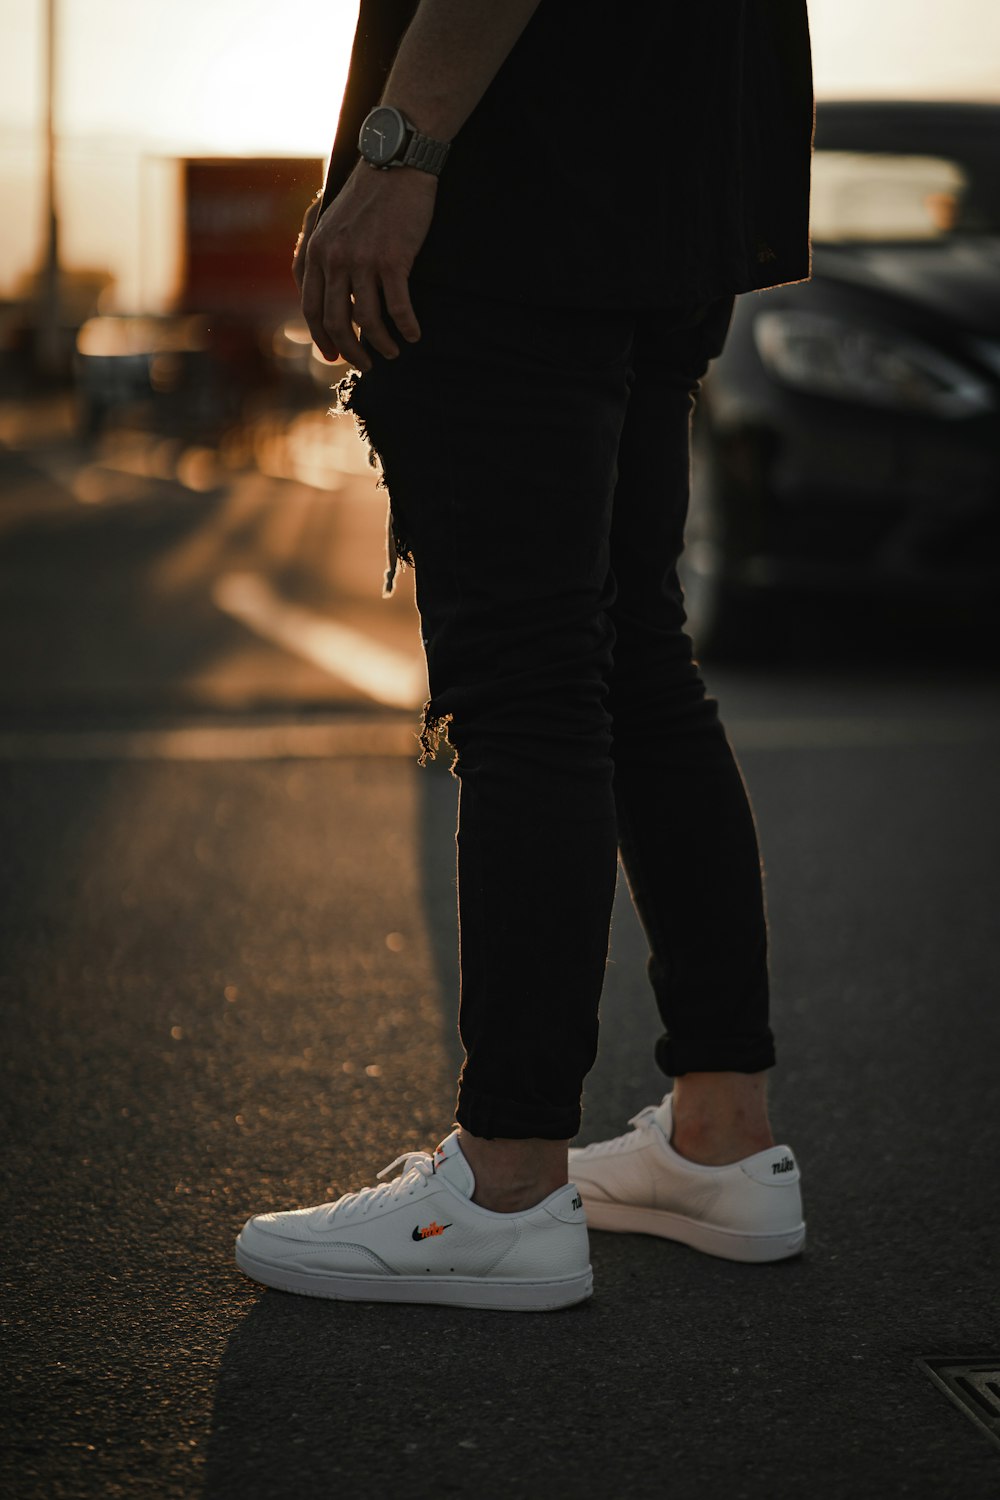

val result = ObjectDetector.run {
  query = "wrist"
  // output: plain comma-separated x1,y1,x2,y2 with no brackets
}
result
380,99,454,144
351,158,439,201
357,105,451,178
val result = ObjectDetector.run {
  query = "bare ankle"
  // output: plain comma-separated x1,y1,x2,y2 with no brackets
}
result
670,1070,775,1165
670,1122,775,1166
457,1129,568,1213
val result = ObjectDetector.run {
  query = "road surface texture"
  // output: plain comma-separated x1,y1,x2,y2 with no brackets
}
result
2,401,999,1498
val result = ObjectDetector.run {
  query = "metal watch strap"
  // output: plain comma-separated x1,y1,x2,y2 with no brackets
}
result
398,130,451,177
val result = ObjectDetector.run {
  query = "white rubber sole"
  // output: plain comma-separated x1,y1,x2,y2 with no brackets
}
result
581,1200,806,1263
235,1237,593,1311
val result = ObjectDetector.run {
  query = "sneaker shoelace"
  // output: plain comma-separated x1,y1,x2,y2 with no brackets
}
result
575,1105,659,1157
323,1149,436,1224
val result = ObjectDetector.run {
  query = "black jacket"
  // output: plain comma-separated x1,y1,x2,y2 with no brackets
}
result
322,0,815,308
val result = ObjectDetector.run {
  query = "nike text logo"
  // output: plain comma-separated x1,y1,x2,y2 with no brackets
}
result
772,1157,795,1175
412,1221,452,1240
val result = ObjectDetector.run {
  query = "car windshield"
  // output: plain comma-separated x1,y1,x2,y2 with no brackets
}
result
810,139,1000,242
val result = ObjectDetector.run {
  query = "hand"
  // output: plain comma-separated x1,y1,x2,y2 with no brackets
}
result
300,162,438,371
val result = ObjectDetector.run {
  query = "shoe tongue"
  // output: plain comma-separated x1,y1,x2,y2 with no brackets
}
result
431,1128,475,1198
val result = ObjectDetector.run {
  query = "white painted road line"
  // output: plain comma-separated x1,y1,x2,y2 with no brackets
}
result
212,571,426,710
0,719,421,762
0,717,996,763
728,717,1000,751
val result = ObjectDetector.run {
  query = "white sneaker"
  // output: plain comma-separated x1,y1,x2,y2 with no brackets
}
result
236,1129,592,1311
568,1094,805,1263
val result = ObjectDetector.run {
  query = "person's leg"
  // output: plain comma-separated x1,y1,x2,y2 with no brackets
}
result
341,282,635,1207
606,296,776,1164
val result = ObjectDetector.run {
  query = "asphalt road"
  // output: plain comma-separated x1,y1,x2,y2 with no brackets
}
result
2,402,999,1498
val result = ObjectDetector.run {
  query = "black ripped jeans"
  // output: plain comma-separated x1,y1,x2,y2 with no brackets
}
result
341,281,775,1141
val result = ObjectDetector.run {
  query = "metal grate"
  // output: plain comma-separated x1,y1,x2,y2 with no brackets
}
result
917,1357,1000,1452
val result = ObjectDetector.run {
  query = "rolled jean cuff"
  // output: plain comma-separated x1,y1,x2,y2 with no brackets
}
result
456,1081,581,1141
656,1029,777,1078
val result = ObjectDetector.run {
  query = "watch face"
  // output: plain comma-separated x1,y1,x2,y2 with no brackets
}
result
359,107,407,166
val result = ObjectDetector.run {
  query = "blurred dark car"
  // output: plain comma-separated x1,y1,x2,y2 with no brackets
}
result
683,100,1000,654
74,310,287,439
75,313,217,437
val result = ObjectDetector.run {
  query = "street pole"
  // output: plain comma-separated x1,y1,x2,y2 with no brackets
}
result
39,0,62,377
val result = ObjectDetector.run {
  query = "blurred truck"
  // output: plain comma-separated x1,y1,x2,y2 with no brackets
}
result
76,155,326,435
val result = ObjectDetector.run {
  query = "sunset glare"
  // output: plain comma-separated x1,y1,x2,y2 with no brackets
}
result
0,0,998,307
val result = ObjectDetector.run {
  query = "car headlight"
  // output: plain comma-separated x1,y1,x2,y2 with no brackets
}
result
752,310,995,418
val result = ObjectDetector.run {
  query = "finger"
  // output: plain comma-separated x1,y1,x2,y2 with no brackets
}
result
382,270,421,344
325,274,371,371
292,225,313,290
350,274,399,361
301,258,340,363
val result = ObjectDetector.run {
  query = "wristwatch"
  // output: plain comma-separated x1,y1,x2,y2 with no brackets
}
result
357,106,451,178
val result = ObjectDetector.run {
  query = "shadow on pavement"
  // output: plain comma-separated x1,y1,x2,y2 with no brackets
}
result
3,403,1000,1498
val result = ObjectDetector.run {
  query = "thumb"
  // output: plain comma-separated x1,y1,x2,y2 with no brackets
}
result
292,197,324,289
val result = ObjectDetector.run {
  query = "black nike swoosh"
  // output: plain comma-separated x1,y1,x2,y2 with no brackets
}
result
411,1224,452,1240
